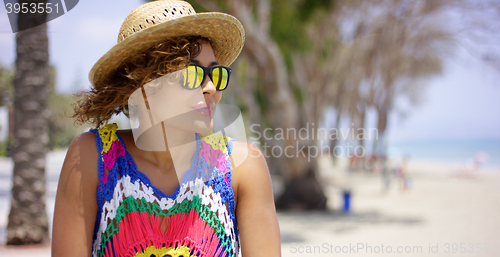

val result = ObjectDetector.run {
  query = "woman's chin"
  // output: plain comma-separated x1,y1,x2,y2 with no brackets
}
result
192,119,214,134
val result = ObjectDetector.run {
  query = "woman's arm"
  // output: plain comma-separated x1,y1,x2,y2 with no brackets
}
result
232,141,281,257
52,132,99,257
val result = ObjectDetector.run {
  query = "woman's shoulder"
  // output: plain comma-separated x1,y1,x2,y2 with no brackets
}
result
230,141,269,183
231,140,265,163
230,141,265,167
65,131,100,169
58,131,100,193
53,132,100,257
68,131,98,154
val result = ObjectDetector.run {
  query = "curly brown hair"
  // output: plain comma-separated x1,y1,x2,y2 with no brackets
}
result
71,36,208,128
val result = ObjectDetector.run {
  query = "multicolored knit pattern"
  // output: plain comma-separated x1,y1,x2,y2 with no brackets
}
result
89,123,239,257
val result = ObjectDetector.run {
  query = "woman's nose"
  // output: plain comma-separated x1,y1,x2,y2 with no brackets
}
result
202,75,217,94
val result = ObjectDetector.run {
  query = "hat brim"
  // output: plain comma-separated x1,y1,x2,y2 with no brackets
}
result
89,12,245,87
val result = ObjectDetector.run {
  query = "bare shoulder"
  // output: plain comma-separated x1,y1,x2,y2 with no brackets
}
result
230,141,267,175
67,131,99,162
230,141,281,256
230,141,271,200
52,131,99,256
60,131,99,186
69,131,98,151
55,130,99,213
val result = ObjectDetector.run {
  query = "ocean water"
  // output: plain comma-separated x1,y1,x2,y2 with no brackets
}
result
388,139,500,169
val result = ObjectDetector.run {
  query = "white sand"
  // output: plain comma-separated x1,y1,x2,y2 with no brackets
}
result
1,152,499,256
279,157,500,257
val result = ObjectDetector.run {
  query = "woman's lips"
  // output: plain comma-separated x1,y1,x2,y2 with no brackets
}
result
192,103,214,116
194,107,212,115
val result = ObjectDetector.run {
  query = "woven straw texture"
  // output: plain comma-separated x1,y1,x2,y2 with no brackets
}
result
89,0,245,87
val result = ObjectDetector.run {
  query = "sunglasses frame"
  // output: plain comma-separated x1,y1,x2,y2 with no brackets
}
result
181,64,232,91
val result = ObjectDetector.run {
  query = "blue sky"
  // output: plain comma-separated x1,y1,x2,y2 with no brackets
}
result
388,48,500,142
1,0,499,144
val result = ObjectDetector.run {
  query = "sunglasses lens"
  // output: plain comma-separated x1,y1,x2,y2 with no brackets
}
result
212,67,229,90
181,65,204,89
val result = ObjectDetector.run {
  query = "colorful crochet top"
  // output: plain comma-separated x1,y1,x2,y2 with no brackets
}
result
89,123,239,257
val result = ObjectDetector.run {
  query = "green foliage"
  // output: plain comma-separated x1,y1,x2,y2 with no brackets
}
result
296,0,335,21
185,0,206,12
291,83,304,105
0,65,13,157
270,0,335,68
320,37,337,62
0,64,80,152
47,66,81,149
0,64,14,107
270,0,309,66
186,0,228,12
0,140,6,157
48,92,79,149
0,135,14,157
254,81,268,113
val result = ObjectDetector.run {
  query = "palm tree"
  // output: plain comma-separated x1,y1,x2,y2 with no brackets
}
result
187,0,330,209
7,0,50,244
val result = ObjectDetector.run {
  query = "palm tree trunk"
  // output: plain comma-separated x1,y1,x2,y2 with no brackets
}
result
193,0,328,209
330,107,342,164
7,1,50,244
357,103,366,168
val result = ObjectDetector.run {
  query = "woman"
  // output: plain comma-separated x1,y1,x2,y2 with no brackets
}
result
51,1,281,256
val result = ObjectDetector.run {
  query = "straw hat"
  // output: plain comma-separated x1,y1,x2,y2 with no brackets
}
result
89,0,245,87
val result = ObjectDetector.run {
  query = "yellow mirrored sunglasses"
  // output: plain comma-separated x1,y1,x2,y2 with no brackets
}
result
180,64,231,91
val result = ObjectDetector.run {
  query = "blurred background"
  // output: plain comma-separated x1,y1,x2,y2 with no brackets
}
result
0,0,499,256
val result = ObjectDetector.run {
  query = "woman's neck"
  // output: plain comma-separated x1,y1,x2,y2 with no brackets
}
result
133,121,198,174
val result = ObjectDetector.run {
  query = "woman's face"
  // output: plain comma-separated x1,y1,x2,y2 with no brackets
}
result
128,41,223,139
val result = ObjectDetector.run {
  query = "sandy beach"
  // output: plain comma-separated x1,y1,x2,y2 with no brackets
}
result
0,150,499,256
279,157,500,257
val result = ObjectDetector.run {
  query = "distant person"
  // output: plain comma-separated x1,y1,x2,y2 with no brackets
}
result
394,155,410,191
51,1,280,256
452,151,489,179
380,156,391,192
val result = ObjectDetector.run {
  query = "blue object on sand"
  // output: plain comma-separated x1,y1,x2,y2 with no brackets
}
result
343,189,351,213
